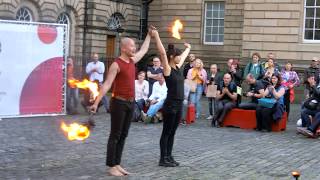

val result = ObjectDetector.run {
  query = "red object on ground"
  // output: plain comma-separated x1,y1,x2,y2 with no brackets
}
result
186,104,195,124
222,108,287,131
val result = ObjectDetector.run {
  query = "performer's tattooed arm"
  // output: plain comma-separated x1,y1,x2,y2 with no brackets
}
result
153,29,171,77
132,29,152,64
176,43,191,69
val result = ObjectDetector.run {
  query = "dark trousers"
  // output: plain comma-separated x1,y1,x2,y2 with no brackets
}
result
106,98,134,167
309,112,320,133
238,102,258,110
284,90,290,117
160,100,183,159
301,107,317,127
214,99,236,123
256,105,274,131
208,97,216,116
136,98,145,111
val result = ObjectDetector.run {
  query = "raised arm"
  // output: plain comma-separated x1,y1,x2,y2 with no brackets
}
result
177,43,191,68
90,62,119,112
153,30,171,76
132,33,151,64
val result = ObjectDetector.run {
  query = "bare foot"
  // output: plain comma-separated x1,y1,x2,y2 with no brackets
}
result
116,165,131,175
108,167,124,176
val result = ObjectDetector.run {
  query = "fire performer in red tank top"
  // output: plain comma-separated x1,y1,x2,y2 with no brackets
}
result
90,29,153,176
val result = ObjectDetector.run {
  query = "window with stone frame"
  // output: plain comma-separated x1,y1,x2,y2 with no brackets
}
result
304,0,320,42
204,1,225,45
57,13,70,25
16,7,33,22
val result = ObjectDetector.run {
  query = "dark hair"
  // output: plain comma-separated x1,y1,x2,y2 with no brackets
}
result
285,61,293,71
137,71,146,79
252,52,261,59
167,44,182,61
271,73,282,89
231,58,240,69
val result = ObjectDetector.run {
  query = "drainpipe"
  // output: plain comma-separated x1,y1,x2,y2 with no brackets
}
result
82,0,88,71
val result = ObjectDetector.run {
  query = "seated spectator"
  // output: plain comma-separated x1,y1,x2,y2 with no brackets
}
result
181,79,191,125
187,58,207,118
147,57,163,96
243,52,265,80
238,74,265,110
212,73,237,127
280,62,300,117
142,75,167,123
206,64,222,120
135,71,149,113
300,75,320,127
256,73,285,132
297,111,320,138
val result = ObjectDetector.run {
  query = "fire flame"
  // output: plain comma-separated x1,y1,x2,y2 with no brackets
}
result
61,121,90,141
172,19,183,39
68,79,99,100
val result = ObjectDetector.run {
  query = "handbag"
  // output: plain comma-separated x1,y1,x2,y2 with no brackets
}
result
258,98,277,108
206,84,217,98
185,79,197,93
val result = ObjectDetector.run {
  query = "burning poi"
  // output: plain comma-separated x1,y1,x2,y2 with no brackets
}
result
60,78,99,141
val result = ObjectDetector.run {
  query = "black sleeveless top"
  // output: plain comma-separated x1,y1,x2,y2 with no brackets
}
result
164,66,184,101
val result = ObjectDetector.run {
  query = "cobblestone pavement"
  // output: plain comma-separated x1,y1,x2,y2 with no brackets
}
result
0,101,319,180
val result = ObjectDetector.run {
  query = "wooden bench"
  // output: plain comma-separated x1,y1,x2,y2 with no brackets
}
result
222,108,287,132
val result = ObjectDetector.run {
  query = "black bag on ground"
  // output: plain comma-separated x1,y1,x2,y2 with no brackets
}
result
131,102,142,122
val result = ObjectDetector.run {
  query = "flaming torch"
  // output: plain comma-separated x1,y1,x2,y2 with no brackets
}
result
171,19,183,39
60,79,99,141
61,121,90,141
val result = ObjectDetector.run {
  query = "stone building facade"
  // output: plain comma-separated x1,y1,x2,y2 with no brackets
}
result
0,0,144,72
148,0,320,69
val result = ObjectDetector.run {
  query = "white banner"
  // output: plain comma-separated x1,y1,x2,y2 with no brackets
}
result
0,20,67,117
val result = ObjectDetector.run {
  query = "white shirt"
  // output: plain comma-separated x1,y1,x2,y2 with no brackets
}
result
86,61,105,83
135,80,149,101
149,81,167,102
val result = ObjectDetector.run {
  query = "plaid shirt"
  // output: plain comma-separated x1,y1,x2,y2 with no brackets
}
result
280,70,300,87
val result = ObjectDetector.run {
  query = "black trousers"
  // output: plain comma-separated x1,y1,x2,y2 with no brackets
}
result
106,98,134,167
256,105,274,131
214,99,236,123
160,99,183,159
284,90,290,117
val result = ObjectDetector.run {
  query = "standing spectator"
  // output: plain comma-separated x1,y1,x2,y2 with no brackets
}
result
280,62,300,117
212,73,237,127
228,59,243,106
243,52,264,80
225,58,233,73
256,73,285,132
66,57,79,114
181,79,191,124
187,58,207,118
86,53,109,112
206,64,222,120
147,57,163,96
263,57,280,81
238,74,265,110
261,52,281,70
183,53,196,78
228,59,243,87
304,57,319,99
142,75,167,123
135,71,149,113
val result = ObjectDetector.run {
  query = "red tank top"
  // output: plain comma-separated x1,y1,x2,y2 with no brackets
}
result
112,58,135,99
